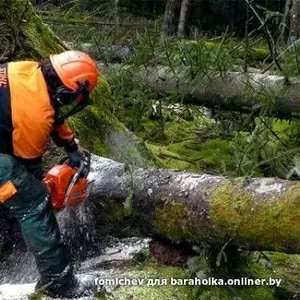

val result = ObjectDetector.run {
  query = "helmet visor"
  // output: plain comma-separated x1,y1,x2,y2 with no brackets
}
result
55,81,90,121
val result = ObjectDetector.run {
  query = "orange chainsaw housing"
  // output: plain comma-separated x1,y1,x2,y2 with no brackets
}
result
43,164,88,210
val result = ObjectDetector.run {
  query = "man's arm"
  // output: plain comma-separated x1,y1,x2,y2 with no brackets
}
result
51,121,78,152
51,120,87,168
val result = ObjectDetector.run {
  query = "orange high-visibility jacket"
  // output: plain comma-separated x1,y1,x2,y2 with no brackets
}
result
0,61,74,160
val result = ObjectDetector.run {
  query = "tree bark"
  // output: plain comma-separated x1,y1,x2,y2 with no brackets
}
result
135,65,300,119
2,153,300,255
279,0,292,44
86,154,300,254
177,0,191,37
0,0,67,62
162,0,181,36
289,0,300,43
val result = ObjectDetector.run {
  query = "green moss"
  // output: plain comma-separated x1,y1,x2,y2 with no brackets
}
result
28,289,45,300
248,48,269,61
68,105,107,155
112,284,192,300
263,252,300,296
194,139,236,174
162,138,235,174
210,182,300,252
163,121,200,144
167,143,202,162
153,200,208,242
143,127,236,174
154,201,192,241
187,249,277,300
146,143,198,172
24,9,67,57
66,77,119,155
111,260,193,300
209,183,253,239
195,286,275,300
239,251,300,299
0,0,67,60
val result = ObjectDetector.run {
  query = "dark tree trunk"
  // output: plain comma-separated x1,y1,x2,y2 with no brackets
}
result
279,0,292,44
162,0,181,36
178,0,191,37
289,0,300,43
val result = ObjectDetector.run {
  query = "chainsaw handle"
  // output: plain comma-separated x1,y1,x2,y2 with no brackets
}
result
80,150,91,178
78,159,86,176
58,150,90,178
58,156,69,165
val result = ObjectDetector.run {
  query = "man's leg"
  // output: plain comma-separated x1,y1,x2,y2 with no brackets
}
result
0,154,75,297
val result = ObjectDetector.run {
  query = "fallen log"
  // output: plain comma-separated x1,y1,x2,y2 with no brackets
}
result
135,66,300,119
88,154,300,254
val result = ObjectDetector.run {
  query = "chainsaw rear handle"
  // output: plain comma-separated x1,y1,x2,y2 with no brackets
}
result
77,159,86,178
58,156,69,165
58,150,90,178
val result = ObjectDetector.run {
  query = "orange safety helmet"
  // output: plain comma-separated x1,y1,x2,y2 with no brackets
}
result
50,50,99,92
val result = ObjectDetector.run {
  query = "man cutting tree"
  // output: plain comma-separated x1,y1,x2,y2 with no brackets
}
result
0,50,99,298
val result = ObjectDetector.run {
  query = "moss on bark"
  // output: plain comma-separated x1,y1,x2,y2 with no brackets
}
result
210,182,300,253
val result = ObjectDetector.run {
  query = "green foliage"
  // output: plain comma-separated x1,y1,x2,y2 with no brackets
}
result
129,33,236,80
110,52,300,178
187,246,277,300
108,69,157,132
40,1,300,180
278,41,300,76
230,118,300,178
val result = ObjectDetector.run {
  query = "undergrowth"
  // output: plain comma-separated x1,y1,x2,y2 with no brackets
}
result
39,2,300,179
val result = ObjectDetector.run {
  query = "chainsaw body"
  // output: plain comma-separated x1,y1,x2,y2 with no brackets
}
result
43,160,89,210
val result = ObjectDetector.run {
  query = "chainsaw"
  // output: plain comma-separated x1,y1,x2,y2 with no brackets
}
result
43,151,92,210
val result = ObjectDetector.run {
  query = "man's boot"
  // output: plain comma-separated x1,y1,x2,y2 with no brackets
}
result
35,271,97,298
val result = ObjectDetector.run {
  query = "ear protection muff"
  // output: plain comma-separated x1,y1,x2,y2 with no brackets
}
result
53,80,90,107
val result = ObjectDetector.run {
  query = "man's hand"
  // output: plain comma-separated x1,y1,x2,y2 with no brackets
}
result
67,147,85,168
67,148,90,177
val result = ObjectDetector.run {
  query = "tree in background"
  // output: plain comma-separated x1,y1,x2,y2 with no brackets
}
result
162,0,181,36
162,0,194,37
289,0,300,43
32,0,300,43
178,0,192,36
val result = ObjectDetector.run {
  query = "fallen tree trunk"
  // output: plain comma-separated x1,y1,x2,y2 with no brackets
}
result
88,154,300,254
135,66,300,119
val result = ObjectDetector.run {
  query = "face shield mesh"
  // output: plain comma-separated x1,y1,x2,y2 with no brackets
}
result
54,81,90,122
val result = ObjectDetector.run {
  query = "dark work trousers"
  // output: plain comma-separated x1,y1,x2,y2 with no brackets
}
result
0,153,73,288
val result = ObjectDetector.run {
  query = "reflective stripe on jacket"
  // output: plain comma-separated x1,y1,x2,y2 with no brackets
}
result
0,61,74,159
0,63,13,154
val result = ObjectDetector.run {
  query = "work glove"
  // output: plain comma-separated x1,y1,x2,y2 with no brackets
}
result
67,148,85,168
67,148,90,177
